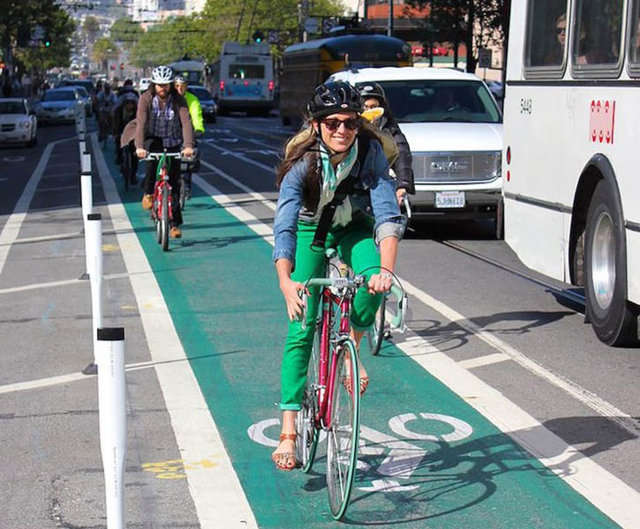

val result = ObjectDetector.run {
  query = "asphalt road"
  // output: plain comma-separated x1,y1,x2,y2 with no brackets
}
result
0,114,638,529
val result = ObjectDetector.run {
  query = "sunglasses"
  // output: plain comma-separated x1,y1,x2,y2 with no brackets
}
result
556,27,566,34
322,117,361,131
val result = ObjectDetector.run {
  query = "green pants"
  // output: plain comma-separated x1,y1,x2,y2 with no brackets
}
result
280,217,383,411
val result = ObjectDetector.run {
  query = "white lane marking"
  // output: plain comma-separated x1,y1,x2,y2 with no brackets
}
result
0,358,181,395
0,138,73,276
203,141,275,173
396,336,640,529
194,160,640,527
0,273,129,295
403,282,640,437
457,352,511,369
198,159,276,212
12,230,83,244
92,135,257,529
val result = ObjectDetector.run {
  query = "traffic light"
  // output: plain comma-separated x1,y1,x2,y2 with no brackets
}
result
44,37,51,47
252,30,264,43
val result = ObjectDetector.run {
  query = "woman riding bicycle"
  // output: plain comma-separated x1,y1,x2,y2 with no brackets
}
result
271,81,404,471
359,82,415,205
125,65,195,239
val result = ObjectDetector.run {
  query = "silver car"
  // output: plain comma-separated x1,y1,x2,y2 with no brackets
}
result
35,87,83,124
0,98,37,147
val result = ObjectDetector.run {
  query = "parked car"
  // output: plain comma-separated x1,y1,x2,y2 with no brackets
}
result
72,85,93,116
34,87,83,124
329,66,504,238
0,98,37,147
138,78,151,92
188,85,217,123
59,79,95,116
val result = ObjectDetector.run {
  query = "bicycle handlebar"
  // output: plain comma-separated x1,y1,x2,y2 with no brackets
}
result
142,151,195,162
300,277,407,332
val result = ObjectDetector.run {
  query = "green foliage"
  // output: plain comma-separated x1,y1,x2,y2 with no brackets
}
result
128,0,344,67
92,37,119,65
110,17,143,49
1,0,75,72
83,15,100,44
405,0,509,72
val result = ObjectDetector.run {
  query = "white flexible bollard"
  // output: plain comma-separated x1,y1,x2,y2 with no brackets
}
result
83,213,102,375
80,153,93,280
96,327,126,529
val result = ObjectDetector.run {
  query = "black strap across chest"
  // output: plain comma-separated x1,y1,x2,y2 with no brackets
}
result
310,135,370,251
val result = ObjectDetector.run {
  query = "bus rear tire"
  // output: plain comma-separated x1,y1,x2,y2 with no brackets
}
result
584,179,638,346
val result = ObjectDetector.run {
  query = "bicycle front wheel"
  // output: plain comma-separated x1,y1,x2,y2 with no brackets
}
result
326,339,360,521
160,186,169,251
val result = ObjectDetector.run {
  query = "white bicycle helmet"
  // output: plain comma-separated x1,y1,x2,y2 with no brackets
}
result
151,65,174,84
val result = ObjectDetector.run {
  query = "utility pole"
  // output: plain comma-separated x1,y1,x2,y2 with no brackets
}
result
387,0,393,37
298,0,309,42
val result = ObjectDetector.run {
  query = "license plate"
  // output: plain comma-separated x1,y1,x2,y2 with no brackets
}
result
435,191,465,208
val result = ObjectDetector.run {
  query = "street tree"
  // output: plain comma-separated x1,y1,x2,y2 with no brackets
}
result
0,0,74,75
83,15,100,44
92,36,119,74
405,0,509,73
110,17,143,51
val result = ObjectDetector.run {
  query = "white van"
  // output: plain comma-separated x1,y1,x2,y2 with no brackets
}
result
329,67,504,238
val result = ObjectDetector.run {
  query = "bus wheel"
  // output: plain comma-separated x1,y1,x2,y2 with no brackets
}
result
584,179,638,346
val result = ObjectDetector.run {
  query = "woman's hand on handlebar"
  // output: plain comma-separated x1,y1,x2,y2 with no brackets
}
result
367,272,393,295
181,146,195,159
280,278,307,321
136,147,148,159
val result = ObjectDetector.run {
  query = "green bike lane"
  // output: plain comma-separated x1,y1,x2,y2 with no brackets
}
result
103,146,620,529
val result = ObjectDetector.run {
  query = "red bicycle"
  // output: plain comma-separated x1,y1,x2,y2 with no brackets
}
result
143,151,183,251
296,248,406,520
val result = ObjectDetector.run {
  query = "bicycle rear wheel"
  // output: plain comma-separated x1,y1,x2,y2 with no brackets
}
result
326,339,360,520
160,186,169,251
366,297,386,356
296,319,321,473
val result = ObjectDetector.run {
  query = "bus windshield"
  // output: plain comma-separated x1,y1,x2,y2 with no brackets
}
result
229,64,265,79
370,80,502,124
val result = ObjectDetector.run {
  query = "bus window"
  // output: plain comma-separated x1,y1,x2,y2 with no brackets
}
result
572,0,624,67
628,1,640,68
229,64,265,79
525,0,568,68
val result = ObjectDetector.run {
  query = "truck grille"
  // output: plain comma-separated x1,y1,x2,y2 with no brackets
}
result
412,151,501,184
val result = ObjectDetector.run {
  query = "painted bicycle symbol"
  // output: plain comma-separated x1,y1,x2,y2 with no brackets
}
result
248,411,473,492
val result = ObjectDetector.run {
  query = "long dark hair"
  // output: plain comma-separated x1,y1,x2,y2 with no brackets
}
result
275,120,380,212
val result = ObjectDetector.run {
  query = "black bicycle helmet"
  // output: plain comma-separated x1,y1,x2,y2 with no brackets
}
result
358,82,386,104
307,81,363,119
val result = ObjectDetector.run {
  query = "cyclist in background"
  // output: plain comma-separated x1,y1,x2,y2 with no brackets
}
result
270,81,404,471
96,82,117,145
127,65,194,239
359,83,415,205
174,75,204,199
113,92,139,178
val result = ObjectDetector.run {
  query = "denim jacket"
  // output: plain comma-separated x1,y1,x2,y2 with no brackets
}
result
273,139,405,266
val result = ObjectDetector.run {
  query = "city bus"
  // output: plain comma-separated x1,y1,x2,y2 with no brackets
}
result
169,58,209,88
279,34,412,128
210,41,275,116
503,0,640,345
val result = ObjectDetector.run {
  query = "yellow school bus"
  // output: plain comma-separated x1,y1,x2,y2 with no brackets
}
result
279,34,412,127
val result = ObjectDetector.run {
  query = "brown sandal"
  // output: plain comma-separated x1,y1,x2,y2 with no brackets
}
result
271,433,298,471
343,375,370,396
